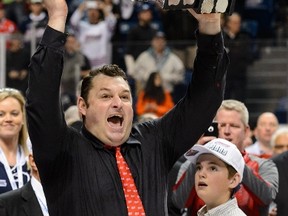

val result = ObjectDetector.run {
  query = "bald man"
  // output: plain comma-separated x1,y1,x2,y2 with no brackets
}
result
246,112,279,158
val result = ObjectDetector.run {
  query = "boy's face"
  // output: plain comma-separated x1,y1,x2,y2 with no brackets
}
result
195,154,236,210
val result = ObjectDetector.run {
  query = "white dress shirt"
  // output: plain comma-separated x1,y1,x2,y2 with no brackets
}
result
31,176,49,216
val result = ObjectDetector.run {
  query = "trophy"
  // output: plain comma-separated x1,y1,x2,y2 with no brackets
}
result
157,0,236,15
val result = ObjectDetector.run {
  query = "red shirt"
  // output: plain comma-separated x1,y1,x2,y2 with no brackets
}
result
0,18,17,33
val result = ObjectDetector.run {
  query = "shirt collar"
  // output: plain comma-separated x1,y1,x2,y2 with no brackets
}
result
31,176,49,216
81,125,141,150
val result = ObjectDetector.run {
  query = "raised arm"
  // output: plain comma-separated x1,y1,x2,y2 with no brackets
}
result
188,9,221,35
26,0,70,173
160,10,228,169
44,0,68,32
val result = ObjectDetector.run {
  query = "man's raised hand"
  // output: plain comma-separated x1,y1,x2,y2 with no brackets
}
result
44,0,68,32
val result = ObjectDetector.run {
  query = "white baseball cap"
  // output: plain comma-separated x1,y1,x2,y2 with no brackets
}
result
184,138,245,181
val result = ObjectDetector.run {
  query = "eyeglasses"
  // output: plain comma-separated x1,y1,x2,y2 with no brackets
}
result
274,144,288,149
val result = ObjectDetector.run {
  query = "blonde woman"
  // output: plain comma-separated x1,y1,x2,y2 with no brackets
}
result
0,88,30,194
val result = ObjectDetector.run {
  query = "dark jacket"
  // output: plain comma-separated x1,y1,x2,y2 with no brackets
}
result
0,181,43,216
26,26,228,216
125,24,157,59
272,151,288,216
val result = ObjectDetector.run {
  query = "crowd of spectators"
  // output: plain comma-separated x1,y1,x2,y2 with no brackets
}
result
1,1,288,216
1,0,288,119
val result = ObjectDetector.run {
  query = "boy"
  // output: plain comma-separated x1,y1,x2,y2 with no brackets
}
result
184,138,246,215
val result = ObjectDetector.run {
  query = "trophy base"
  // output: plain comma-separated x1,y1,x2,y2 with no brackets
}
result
139,0,236,15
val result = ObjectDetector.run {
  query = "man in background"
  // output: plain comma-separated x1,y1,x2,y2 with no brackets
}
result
0,139,49,216
246,112,279,158
172,100,279,216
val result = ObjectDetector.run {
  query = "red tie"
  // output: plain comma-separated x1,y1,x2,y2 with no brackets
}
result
115,147,145,216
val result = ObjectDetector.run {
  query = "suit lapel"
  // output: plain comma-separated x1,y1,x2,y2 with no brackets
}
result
21,181,44,216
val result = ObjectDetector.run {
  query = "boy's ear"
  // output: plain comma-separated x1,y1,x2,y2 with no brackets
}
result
229,173,241,189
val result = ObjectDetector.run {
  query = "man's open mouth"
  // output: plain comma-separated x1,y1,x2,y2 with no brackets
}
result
108,115,123,127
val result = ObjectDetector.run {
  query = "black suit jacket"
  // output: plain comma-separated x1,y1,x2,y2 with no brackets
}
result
0,181,44,216
272,151,288,216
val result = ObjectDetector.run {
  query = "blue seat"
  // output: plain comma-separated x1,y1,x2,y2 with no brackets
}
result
243,0,276,38
242,20,258,38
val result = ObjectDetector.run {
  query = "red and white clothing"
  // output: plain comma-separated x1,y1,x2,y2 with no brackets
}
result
0,17,16,33
172,152,279,216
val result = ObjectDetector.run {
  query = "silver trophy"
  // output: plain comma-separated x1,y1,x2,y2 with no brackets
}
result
157,0,236,15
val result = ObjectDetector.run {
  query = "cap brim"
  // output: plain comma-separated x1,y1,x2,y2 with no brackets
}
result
184,144,213,164
184,144,233,168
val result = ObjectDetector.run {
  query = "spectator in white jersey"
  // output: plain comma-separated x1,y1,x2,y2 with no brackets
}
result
70,0,117,69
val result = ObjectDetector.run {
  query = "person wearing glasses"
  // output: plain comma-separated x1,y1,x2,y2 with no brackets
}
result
271,127,288,156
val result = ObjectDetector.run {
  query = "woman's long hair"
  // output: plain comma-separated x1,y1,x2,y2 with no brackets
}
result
143,72,165,105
